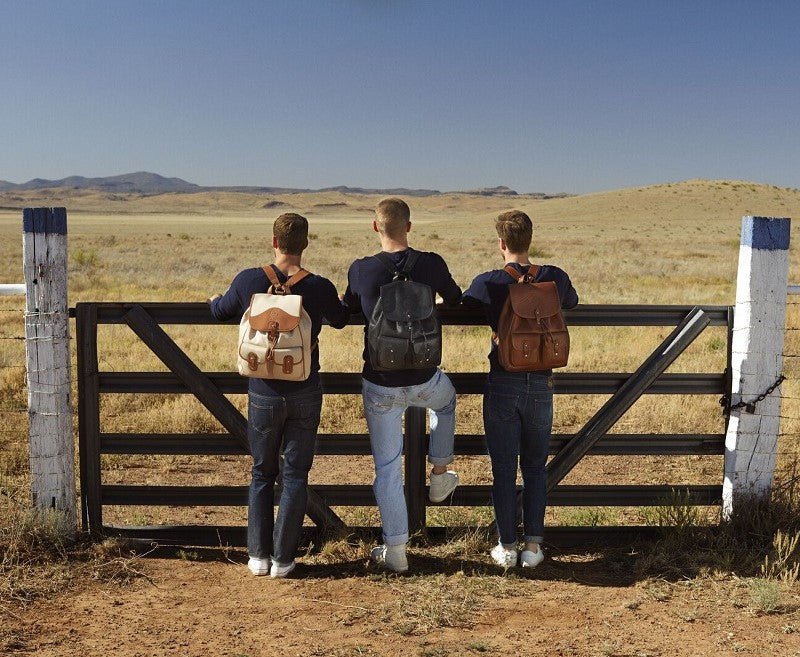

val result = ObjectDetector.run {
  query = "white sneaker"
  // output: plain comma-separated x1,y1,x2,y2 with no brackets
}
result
490,542,518,569
370,544,409,573
247,556,271,576
269,559,296,578
520,546,545,569
429,470,459,503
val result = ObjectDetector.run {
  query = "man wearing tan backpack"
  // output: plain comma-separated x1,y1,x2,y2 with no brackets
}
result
209,213,349,578
463,210,578,569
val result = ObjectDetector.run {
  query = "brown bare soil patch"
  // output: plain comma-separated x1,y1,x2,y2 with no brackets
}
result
4,550,799,657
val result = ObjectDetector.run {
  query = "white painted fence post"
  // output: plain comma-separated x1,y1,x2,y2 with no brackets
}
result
722,216,791,517
22,207,76,536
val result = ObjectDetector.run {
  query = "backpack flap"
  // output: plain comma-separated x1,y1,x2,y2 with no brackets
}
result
506,281,561,321
248,294,302,331
379,280,435,322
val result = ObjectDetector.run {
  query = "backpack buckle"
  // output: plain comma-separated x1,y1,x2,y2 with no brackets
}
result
267,321,279,343
282,355,294,374
247,352,259,371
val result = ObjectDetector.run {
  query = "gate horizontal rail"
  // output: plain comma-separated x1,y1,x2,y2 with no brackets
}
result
100,484,722,507
77,301,733,547
99,432,726,456
96,371,725,395
71,302,732,326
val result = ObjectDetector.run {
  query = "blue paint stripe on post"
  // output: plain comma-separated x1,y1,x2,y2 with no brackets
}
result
741,216,790,251
23,207,68,234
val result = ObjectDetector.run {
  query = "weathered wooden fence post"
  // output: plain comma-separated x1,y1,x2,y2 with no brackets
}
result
722,216,791,517
22,207,76,536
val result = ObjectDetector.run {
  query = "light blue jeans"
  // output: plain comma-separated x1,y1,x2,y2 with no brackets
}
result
362,369,457,546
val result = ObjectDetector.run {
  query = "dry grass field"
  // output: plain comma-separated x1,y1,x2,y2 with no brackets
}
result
1,179,799,656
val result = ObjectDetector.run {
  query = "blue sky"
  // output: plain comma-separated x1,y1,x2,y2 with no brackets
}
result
2,1,798,193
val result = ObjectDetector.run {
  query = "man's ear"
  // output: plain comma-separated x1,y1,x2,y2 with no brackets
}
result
406,221,412,233
372,220,380,234
272,235,279,249
498,237,506,251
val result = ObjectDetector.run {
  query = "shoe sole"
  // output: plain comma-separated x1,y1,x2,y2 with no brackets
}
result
249,568,270,576
248,560,271,576
428,481,459,503
370,555,409,573
520,555,544,569
376,563,409,573
270,562,296,578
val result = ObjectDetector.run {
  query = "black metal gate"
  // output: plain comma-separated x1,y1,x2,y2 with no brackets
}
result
76,302,732,546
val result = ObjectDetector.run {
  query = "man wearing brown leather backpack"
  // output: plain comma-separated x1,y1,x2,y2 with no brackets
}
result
463,210,578,569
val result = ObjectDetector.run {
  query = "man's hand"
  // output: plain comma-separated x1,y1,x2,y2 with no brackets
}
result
207,293,222,305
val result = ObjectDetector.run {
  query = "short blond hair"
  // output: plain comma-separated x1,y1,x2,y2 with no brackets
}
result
273,213,308,255
495,210,532,253
375,198,410,239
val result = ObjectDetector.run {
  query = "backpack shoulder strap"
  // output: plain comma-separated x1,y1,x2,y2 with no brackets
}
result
262,265,310,293
502,264,525,282
373,252,399,276
263,264,282,288
503,263,540,283
401,250,420,276
285,268,311,289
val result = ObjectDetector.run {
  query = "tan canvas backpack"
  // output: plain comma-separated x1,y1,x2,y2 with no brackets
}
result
237,266,314,381
494,264,569,372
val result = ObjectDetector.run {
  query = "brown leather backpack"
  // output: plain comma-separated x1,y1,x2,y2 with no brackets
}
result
494,264,569,371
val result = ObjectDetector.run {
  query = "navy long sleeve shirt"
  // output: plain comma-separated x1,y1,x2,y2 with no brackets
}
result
210,265,348,396
462,262,578,374
343,247,462,387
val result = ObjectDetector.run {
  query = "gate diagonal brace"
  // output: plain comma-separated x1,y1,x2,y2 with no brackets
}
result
123,304,345,532
532,307,712,511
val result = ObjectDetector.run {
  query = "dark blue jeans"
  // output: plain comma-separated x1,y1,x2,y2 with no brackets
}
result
247,386,322,564
483,372,554,546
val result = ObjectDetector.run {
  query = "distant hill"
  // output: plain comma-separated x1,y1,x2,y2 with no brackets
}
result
0,172,201,194
0,171,564,197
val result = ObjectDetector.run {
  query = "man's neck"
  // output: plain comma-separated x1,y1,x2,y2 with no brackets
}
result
273,253,303,276
380,238,409,253
504,252,531,265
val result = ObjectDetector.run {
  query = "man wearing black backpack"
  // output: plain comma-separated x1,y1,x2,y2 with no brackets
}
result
343,198,462,572
463,211,578,569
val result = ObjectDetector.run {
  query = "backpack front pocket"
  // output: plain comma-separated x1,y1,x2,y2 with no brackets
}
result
371,336,409,370
508,333,543,369
269,346,305,378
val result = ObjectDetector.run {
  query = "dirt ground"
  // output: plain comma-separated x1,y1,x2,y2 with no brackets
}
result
3,545,799,657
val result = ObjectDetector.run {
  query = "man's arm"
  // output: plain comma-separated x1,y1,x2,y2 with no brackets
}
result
341,263,361,315
461,272,489,307
321,279,350,329
209,272,246,321
433,254,462,305
559,270,579,310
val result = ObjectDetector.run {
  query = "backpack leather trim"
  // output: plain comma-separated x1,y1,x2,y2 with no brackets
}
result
262,265,311,294
249,306,300,332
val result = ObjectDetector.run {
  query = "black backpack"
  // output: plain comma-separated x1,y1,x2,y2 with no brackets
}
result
368,251,442,371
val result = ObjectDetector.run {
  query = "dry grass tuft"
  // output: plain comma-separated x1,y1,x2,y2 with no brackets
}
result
386,572,523,635
0,477,150,606
638,473,800,579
